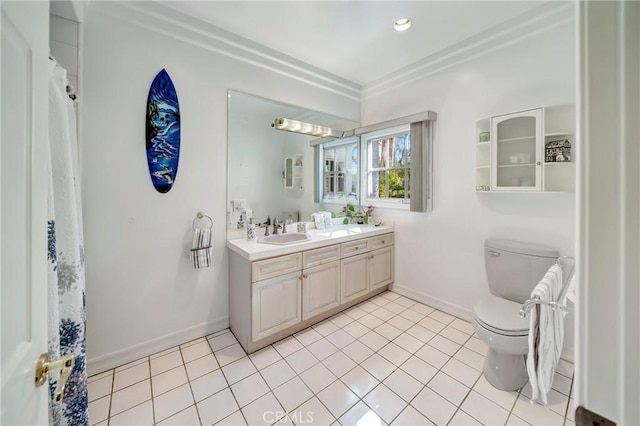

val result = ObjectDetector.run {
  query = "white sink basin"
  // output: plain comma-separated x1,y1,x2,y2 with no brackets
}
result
258,233,311,245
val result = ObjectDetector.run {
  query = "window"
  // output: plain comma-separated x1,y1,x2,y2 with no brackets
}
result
363,126,411,204
321,139,359,203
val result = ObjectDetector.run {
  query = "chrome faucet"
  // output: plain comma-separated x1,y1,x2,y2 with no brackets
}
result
272,218,280,235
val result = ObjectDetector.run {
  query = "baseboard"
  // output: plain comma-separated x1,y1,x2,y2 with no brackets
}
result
87,316,229,376
390,283,473,322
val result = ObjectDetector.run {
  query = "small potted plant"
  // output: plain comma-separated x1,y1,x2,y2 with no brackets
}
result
341,204,374,224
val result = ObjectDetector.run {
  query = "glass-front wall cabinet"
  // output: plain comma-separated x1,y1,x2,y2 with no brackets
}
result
491,109,542,191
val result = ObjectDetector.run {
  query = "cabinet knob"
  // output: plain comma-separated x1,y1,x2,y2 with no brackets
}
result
302,274,308,279
381,240,385,244
368,255,374,260
536,161,541,166
355,246,359,250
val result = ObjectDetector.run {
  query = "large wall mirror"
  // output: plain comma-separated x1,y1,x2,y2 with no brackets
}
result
227,91,359,230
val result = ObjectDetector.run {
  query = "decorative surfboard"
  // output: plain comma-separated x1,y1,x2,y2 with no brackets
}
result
146,69,180,193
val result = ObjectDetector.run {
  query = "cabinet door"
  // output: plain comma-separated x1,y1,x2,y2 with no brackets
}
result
341,253,369,304
252,271,301,341
369,247,394,291
302,261,340,320
491,109,542,191
284,157,293,188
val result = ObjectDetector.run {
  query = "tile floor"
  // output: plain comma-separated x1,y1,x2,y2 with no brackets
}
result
88,291,575,426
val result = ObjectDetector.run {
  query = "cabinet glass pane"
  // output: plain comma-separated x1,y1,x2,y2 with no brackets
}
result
285,158,293,187
496,116,537,188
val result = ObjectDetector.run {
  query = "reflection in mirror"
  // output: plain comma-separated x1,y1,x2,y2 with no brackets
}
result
227,91,359,230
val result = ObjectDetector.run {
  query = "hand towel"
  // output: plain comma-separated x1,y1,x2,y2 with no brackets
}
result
190,227,212,269
312,212,325,230
526,264,564,406
323,211,333,228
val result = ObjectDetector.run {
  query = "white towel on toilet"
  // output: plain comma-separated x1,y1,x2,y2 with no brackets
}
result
526,264,564,406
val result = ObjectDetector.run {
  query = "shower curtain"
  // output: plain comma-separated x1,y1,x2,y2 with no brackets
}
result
46,60,88,425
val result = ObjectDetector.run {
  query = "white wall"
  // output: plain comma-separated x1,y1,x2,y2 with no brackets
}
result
49,14,79,90
81,3,359,373
362,24,576,354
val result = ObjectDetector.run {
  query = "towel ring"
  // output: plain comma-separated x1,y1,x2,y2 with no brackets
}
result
192,212,213,230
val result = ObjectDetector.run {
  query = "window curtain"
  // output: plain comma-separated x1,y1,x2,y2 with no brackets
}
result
409,121,433,212
47,60,88,425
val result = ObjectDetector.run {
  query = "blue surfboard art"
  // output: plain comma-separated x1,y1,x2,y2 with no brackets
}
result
146,69,180,193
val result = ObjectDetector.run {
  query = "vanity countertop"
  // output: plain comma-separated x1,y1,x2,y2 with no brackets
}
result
227,224,394,261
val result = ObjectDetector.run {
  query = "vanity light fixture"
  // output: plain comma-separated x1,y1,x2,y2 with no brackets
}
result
393,18,412,32
272,118,344,138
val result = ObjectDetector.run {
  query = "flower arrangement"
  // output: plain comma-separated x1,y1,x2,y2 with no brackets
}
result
340,204,374,224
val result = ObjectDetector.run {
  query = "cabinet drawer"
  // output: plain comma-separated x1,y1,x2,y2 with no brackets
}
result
367,234,393,251
252,253,302,282
340,239,369,258
303,245,340,269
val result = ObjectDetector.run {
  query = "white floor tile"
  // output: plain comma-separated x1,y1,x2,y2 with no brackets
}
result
363,384,407,424
411,387,457,425
388,315,413,332
461,390,510,425
181,341,213,363
339,401,386,426
222,356,257,384
208,332,238,352
342,340,374,364
391,405,434,426
151,351,183,376
109,400,153,426
294,328,323,346
261,359,297,389
186,353,219,381
153,383,194,422
520,384,568,417
427,335,461,356
512,394,565,426
214,343,246,367
157,405,201,425
453,347,485,372
88,375,112,402
241,392,285,426
249,345,282,370
340,365,378,399
314,320,340,337
427,372,469,406
392,333,425,354
290,397,335,426
299,362,338,393
506,413,531,425
448,409,480,425
274,336,304,358
110,379,151,416
472,375,518,410
450,318,474,335
383,301,404,314
552,372,572,396
370,295,391,306
197,388,239,426
429,310,456,325
381,291,400,301
358,301,379,313
322,350,357,377
231,372,270,407
399,356,438,385
394,296,416,308
214,410,247,426
88,369,113,383
150,346,179,360
463,337,488,356
330,313,354,328
359,314,385,330
359,331,389,351
441,358,481,387
113,361,150,392
383,369,423,402
440,326,471,345
361,353,396,381
405,324,436,343
371,307,395,322
398,309,425,323
567,398,575,421
88,395,110,425
326,329,356,349
273,376,314,413
418,317,446,333
317,380,360,418
180,337,206,349
190,369,227,402
374,323,403,340
307,338,339,360
115,357,148,373
414,344,450,369
152,365,188,397
409,303,434,316
285,347,319,374
344,306,367,321
378,342,411,367
555,358,574,378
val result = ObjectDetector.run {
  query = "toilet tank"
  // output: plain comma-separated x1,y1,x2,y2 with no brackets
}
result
485,239,559,303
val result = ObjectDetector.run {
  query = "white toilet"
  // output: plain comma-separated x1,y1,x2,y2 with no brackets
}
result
472,239,558,391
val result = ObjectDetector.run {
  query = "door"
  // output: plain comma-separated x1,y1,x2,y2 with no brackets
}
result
251,272,302,341
302,261,340,320
1,1,51,424
341,253,369,303
369,247,394,291
491,108,542,191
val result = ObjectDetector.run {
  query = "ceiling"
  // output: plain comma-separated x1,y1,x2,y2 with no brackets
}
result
163,1,543,86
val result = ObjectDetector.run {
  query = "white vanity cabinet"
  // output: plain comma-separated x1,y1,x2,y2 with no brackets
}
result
229,230,394,353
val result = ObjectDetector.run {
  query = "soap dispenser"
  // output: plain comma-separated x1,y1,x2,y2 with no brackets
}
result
237,214,245,229
246,218,256,241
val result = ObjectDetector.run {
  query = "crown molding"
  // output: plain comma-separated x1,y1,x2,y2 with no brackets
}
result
362,2,575,99
91,1,362,102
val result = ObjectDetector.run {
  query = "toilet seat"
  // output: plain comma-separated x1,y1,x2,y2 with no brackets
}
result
473,295,529,337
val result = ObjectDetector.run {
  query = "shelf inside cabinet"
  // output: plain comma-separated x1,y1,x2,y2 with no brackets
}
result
497,163,535,168
497,135,536,143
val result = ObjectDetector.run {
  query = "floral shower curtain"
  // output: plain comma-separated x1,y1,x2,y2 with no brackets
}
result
46,59,88,425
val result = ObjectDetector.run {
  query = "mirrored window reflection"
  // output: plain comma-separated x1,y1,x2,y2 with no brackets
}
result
323,140,358,201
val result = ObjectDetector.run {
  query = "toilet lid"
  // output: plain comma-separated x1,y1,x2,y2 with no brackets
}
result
473,295,530,335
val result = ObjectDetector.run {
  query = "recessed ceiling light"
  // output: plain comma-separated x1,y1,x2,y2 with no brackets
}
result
393,18,412,32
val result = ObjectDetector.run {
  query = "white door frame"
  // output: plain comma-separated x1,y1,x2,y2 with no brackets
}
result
576,1,639,424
